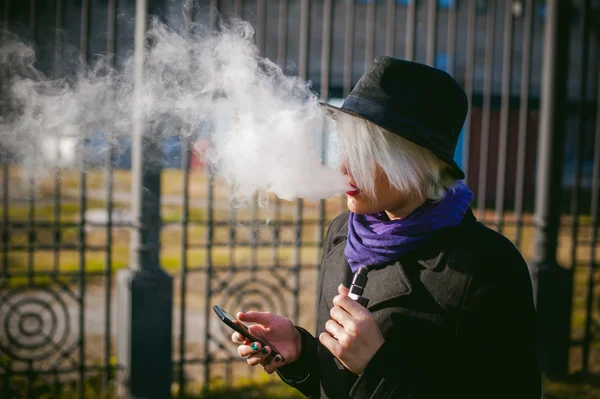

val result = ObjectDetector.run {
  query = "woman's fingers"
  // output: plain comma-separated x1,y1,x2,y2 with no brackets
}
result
247,346,272,366
337,284,350,296
325,319,345,339
231,332,248,344
330,305,353,328
319,332,342,358
333,291,365,319
263,353,286,374
233,338,286,373
237,341,262,357
237,311,275,326
239,343,285,372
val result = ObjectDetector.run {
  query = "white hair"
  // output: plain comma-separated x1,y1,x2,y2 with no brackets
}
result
335,112,457,202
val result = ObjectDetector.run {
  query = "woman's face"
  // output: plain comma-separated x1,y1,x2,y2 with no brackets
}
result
341,163,422,219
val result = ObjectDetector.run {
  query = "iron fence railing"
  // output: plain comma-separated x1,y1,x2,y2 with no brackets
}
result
0,0,599,398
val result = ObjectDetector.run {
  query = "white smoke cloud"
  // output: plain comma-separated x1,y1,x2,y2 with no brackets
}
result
0,18,348,202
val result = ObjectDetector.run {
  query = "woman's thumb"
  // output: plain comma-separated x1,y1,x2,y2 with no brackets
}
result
338,283,349,296
237,311,274,325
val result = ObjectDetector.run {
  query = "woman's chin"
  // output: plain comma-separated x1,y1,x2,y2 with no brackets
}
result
346,196,378,215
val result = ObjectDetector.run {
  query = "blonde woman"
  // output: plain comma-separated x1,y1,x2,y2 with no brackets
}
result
231,57,540,398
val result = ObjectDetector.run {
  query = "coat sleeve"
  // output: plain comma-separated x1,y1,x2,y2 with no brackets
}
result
348,318,447,399
454,235,541,398
276,214,349,397
349,233,541,399
275,326,320,397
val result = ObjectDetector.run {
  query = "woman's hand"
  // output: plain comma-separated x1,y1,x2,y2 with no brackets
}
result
319,284,384,375
231,311,301,374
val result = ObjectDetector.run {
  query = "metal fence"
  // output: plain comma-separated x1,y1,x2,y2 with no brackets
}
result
0,0,599,398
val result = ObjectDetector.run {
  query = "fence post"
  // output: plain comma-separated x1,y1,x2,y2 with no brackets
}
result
117,0,173,397
530,0,572,377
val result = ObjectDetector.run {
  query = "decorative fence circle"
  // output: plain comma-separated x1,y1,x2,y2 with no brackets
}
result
0,286,71,362
216,277,288,340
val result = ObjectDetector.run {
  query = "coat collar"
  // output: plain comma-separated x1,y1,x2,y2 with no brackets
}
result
324,209,477,309
326,226,411,311
322,237,412,311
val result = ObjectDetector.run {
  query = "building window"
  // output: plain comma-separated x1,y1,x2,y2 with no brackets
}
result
536,2,546,20
434,52,449,72
438,0,454,9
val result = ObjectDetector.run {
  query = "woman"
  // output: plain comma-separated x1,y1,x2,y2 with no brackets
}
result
230,57,541,398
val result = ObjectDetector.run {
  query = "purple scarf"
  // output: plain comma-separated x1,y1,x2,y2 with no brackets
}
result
345,182,473,271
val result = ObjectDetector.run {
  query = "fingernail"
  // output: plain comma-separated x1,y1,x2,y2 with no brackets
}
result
251,343,259,351
261,347,268,355
274,355,281,362
236,334,243,342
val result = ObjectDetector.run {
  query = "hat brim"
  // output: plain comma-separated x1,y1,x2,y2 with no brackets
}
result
318,101,466,180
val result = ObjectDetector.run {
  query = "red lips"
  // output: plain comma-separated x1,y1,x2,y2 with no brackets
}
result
346,182,360,197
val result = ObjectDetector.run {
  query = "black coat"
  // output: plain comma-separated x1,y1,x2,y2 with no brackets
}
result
277,209,541,398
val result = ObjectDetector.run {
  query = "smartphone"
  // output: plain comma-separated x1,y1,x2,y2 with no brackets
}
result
212,305,283,360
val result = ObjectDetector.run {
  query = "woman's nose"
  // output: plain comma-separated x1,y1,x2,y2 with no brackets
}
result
340,162,349,176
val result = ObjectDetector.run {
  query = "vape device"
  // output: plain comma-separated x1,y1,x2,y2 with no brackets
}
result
348,267,369,307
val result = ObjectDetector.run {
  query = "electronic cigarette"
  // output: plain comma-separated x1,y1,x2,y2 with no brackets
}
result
348,267,369,307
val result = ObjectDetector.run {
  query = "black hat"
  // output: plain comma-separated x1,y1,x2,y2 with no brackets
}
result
320,56,468,179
